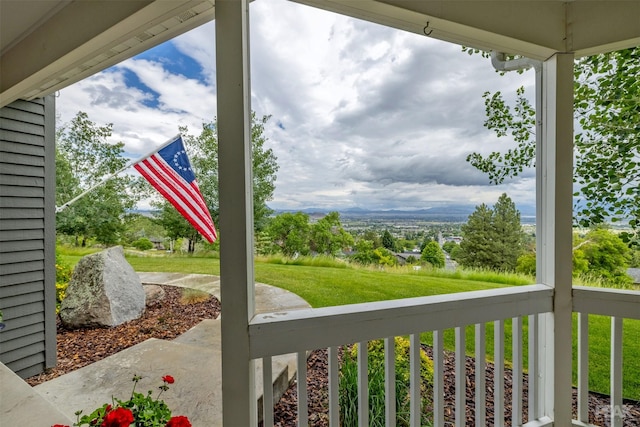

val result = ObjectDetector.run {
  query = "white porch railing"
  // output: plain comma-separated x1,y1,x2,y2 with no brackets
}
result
249,284,640,427
573,287,640,427
251,284,554,427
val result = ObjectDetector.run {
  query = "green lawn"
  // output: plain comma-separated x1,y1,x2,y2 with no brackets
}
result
58,250,640,400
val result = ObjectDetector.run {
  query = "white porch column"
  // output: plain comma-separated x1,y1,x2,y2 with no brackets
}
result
537,53,574,426
216,0,257,425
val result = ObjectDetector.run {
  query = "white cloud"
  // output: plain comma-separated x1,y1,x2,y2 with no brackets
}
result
57,0,537,212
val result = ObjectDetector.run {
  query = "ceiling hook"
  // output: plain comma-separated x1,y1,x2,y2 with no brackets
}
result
423,21,433,36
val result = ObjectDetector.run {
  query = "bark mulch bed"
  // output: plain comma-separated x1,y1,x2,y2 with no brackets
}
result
27,287,640,426
26,285,220,386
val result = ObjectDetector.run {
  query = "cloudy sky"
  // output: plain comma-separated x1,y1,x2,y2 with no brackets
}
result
56,0,536,212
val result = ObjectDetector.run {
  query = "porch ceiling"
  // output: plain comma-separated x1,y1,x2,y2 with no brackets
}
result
1,0,639,108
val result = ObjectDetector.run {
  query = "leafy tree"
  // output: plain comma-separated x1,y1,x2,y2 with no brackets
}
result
630,248,640,268
405,255,419,265
449,245,462,261
458,194,524,271
178,112,279,233
255,230,278,256
381,230,397,252
310,212,354,256
350,239,376,265
458,204,495,269
266,212,311,257
132,238,154,251
362,230,382,249
155,203,200,253
56,112,140,246
373,247,397,266
397,238,417,252
421,241,445,268
574,228,632,285
442,241,458,254
121,213,166,245
350,239,397,266
516,252,536,275
467,48,640,242
492,194,525,270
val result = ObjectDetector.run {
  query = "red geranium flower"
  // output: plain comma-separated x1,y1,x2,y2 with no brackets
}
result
162,375,175,384
101,407,134,427
166,415,191,427
51,425,70,427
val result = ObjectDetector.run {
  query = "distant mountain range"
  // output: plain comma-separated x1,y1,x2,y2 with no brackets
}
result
273,203,537,222
133,203,537,223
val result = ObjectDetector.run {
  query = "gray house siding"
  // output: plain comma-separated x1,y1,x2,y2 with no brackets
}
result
0,96,56,378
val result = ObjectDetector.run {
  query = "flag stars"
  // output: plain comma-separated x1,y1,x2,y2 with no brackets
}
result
173,150,192,172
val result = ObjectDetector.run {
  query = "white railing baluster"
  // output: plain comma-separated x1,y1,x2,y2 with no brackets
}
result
455,327,465,427
358,341,368,427
434,330,444,427
577,312,589,423
611,317,623,427
328,346,339,427
528,314,539,422
410,333,421,427
512,316,523,426
385,337,396,426
263,356,273,427
297,351,308,427
494,320,505,427
475,323,486,427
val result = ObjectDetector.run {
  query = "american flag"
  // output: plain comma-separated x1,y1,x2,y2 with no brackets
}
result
133,135,218,243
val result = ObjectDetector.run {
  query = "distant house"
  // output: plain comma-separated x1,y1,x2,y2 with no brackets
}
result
629,268,640,285
395,252,420,265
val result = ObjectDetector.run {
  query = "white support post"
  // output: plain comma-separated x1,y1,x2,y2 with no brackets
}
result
263,357,274,427
297,351,309,426
475,323,486,427
611,317,623,427
329,346,340,426
455,327,465,427
537,52,575,427
216,1,256,425
410,333,421,427
512,317,523,426
358,341,369,427
385,337,396,426
528,314,540,421
494,320,505,427
577,313,589,423
433,330,444,427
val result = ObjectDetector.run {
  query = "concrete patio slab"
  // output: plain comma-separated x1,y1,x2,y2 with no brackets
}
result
1,362,74,427
26,274,311,427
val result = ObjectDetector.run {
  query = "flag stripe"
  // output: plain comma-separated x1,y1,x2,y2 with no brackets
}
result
135,160,217,242
134,155,217,242
143,153,215,231
144,155,213,226
136,156,215,240
132,135,217,243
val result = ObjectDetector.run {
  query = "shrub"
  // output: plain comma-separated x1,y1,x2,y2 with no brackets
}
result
340,337,433,426
180,288,210,305
132,238,154,251
55,252,73,313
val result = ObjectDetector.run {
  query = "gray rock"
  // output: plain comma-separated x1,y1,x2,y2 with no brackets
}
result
143,284,166,307
60,246,146,328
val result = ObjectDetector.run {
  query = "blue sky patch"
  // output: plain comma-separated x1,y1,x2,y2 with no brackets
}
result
136,42,204,81
120,69,160,109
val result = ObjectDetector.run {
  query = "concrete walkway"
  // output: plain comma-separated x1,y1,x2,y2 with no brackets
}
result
17,273,310,427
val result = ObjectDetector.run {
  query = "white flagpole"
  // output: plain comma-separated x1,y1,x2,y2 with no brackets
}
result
55,134,181,213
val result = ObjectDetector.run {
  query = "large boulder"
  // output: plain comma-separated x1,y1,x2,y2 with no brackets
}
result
60,246,146,328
